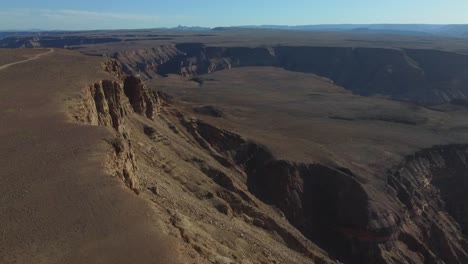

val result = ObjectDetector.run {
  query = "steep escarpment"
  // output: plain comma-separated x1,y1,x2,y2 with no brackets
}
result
245,159,382,263
178,118,397,263
180,117,468,263
238,143,468,264
403,49,468,102
72,61,163,126
65,58,468,263
92,44,278,79
387,145,468,264
108,46,183,79
68,60,337,264
275,47,468,104
275,47,425,101
156,43,279,77
111,44,468,104
123,76,162,119
69,60,164,193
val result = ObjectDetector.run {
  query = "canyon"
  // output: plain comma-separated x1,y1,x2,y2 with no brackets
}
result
1,30,468,264
114,44,468,104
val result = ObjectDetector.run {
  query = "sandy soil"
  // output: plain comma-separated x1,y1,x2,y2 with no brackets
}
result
0,49,182,264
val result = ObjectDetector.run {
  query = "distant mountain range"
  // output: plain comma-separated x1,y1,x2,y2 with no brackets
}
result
212,24,468,37
169,25,212,31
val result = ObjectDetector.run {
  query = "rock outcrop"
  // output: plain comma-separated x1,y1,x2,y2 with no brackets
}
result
387,145,468,264
70,60,164,193
123,76,161,119
108,46,183,79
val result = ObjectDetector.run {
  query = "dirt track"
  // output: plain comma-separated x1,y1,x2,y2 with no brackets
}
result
0,48,54,71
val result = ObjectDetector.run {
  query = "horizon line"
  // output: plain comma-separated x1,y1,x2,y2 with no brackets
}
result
3,23,468,32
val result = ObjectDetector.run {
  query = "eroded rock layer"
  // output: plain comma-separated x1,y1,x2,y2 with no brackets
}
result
69,60,335,264
111,44,468,104
67,59,468,264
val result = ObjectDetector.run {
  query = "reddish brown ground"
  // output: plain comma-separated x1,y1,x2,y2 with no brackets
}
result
0,49,181,264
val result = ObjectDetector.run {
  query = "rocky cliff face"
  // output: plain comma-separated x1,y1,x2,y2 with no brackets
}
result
275,47,468,104
155,44,279,77
180,131,394,263
173,118,414,263
69,60,164,194
68,60,336,264
65,59,468,264
387,145,468,264
109,44,468,104
243,144,468,264
108,46,183,79
175,116,468,263
245,159,382,263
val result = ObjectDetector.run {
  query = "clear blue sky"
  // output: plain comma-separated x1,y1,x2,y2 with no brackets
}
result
1,0,468,30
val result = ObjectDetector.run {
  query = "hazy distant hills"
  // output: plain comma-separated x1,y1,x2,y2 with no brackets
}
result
212,24,468,37
2,24,468,38
169,25,212,31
